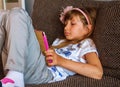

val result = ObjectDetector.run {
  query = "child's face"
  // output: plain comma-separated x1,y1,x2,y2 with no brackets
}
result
64,15,88,41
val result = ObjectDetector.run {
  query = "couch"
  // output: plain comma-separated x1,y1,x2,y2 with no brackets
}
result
0,0,120,87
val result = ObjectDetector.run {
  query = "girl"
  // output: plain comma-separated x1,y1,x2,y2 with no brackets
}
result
0,6,103,87
45,6,103,82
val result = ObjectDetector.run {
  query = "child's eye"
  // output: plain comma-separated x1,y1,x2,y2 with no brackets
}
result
71,22,76,25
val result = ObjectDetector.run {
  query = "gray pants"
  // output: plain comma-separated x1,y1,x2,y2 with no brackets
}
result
0,8,53,84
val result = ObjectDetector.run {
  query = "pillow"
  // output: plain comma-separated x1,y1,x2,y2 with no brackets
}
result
93,2,120,79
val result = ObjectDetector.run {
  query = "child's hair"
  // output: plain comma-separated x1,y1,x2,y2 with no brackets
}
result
51,6,96,49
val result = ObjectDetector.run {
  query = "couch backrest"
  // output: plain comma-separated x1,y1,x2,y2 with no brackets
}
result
32,0,100,45
32,0,120,79
93,1,120,79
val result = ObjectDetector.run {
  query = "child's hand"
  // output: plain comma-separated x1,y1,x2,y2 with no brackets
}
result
44,49,59,67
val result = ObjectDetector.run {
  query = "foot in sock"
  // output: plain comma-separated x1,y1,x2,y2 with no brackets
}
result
0,78,15,87
0,71,24,87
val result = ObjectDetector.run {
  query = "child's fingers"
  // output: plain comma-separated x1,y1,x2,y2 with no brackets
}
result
46,56,53,62
44,49,54,56
46,49,54,53
46,56,54,66
47,59,53,63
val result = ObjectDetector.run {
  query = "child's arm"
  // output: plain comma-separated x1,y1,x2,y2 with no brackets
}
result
45,50,103,79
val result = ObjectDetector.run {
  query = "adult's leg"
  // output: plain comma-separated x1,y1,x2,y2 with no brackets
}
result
0,8,31,87
3,8,30,72
0,9,7,87
0,10,7,71
1,7,53,86
0,10,7,55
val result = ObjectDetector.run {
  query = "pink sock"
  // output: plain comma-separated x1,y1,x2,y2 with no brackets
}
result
1,71,24,87
1,78,14,84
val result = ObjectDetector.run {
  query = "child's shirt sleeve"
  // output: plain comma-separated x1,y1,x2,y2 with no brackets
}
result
79,38,98,58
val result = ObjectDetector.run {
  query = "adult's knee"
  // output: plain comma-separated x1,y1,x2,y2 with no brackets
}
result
5,7,31,35
8,7,30,23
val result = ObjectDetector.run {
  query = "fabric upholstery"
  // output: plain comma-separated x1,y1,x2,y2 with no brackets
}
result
26,75,120,87
0,0,120,87
93,2,120,79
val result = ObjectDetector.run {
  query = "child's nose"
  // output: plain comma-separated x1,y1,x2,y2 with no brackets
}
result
64,24,70,31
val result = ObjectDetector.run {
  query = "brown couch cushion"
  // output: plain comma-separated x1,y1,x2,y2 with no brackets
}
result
93,2,120,79
26,75,120,87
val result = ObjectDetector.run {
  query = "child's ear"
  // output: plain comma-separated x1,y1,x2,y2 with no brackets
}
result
87,24,92,30
87,24,92,32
